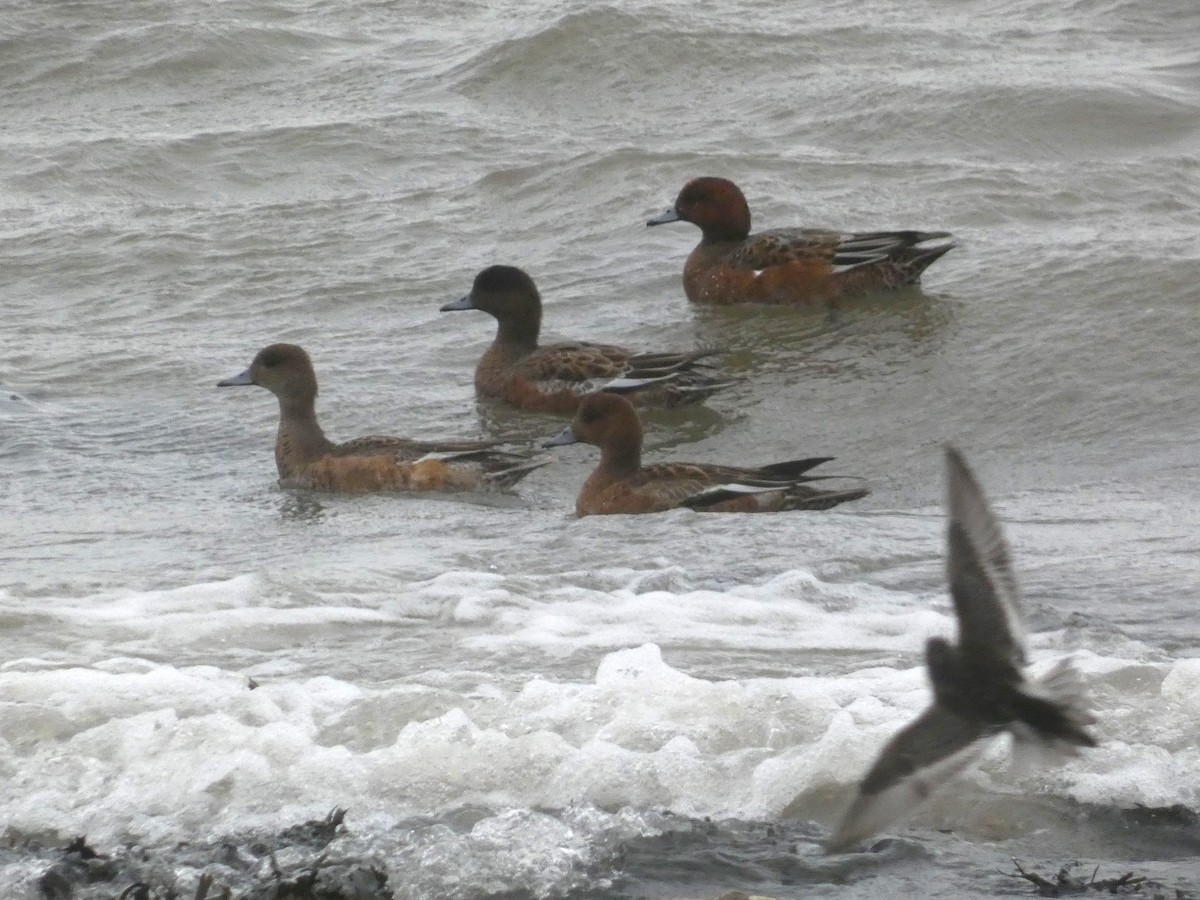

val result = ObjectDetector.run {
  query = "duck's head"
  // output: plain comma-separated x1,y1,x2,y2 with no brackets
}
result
218,343,318,403
544,392,642,453
647,176,751,240
441,265,542,329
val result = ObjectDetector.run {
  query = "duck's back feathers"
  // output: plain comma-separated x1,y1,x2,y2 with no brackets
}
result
288,442,549,493
727,228,957,289
484,341,731,412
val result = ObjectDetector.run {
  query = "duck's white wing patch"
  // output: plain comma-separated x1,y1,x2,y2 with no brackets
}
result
600,374,673,392
680,481,784,509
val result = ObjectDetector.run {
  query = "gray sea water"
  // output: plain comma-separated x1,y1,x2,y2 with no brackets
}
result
3,0,1200,896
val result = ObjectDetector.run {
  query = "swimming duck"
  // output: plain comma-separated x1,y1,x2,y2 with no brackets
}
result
441,265,732,414
218,343,549,492
825,446,1096,852
647,177,955,304
542,392,868,516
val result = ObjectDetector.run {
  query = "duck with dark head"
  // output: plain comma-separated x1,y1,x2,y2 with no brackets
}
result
441,265,733,414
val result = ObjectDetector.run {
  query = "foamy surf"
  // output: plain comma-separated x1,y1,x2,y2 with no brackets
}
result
2,629,1195,843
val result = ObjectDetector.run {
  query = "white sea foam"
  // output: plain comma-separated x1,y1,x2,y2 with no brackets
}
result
454,568,953,657
1,591,1195,852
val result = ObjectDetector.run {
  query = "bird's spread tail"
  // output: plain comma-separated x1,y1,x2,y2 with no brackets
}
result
1010,657,1097,758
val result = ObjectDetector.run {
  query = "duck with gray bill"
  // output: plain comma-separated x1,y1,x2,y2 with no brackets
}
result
218,343,550,493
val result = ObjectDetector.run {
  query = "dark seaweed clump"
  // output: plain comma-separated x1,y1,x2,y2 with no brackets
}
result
1005,859,1196,898
28,808,391,900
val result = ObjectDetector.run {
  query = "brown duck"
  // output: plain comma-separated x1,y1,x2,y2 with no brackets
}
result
441,265,732,414
648,177,955,304
218,343,549,493
542,392,868,516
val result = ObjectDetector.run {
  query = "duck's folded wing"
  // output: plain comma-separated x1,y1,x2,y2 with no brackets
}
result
945,446,1026,665
726,228,841,270
678,481,781,509
599,374,678,394
675,458,849,491
826,704,991,853
516,342,629,384
754,457,836,479
331,435,498,461
414,449,552,487
624,348,723,375
829,231,955,271
679,477,868,511
623,464,717,507
668,459,846,507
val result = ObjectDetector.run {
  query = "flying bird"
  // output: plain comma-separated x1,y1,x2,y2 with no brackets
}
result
825,446,1096,852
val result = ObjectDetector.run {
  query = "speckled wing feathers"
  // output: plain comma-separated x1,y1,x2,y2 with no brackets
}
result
727,228,955,275
726,228,841,270
324,435,547,489
511,343,728,404
624,464,721,508
514,341,629,383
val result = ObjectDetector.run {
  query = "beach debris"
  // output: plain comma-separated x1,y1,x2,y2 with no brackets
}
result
1002,858,1192,897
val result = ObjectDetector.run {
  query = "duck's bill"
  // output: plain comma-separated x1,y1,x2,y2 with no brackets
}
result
542,428,578,448
440,295,474,312
646,207,680,226
217,369,254,387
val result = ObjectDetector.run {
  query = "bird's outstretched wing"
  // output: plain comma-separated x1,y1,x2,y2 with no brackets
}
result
826,703,992,852
945,446,1027,666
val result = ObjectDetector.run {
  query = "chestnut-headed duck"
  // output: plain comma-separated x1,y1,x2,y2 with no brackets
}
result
825,447,1096,852
647,177,955,305
218,343,549,493
441,265,733,414
542,392,869,516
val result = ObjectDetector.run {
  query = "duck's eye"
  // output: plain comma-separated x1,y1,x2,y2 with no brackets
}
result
260,350,284,368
